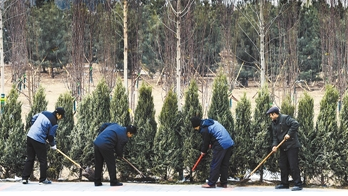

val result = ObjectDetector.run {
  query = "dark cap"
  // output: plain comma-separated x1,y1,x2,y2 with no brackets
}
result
126,125,137,134
190,116,201,128
55,107,65,117
266,106,279,115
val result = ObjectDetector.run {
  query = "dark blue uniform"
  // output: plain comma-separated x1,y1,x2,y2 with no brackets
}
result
93,123,128,186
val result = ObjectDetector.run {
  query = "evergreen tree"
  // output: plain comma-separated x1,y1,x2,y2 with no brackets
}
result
69,95,93,179
110,78,130,126
314,85,339,186
126,82,157,180
233,92,252,178
181,80,204,181
207,71,235,177
280,94,295,117
251,85,272,182
82,79,111,168
0,85,26,177
338,91,348,185
297,91,314,185
25,86,48,131
153,89,182,181
47,92,74,179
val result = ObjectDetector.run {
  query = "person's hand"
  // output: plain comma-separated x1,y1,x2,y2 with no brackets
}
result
284,134,290,140
272,146,277,152
50,145,57,150
201,152,206,155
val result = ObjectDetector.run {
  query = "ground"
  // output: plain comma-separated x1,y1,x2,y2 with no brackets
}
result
1,65,326,122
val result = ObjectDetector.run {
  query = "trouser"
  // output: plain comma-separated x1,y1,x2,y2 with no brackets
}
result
22,136,48,182
208,146,233,186
279,147,302,187
94,144,118,185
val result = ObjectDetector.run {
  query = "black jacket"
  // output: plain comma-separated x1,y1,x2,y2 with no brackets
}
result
271,114,301,151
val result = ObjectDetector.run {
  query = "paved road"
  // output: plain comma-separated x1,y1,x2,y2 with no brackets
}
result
1,181,348,196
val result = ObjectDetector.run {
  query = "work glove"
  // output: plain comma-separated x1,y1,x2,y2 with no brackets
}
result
50,145,57,150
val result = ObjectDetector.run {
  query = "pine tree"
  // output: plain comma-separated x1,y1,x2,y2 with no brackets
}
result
181,80,204,181
25,86,48,131
0,85,26,177
153,88,182,181
338,91,348,185
47,92,74,179
234,92,252,178
251,85,272,182
314,85,339,186
126,82,157,180
110,78,130,126
297,91,314,185
207,71,235,177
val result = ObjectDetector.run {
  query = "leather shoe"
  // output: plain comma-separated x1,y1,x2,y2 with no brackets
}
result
216,182,227,188
94,182,103,186
275,184,289,189
201,184,216,188
111,182,123,186
291,186,303,191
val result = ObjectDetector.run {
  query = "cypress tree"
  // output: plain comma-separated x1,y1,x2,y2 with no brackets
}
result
251,85,272,182
82,79,111,168
281,94,295,117
25,86,48,131
234,92,252,178
207,71,235,177
297,91,314,185
47,92,74,179
0,85,26,177
314,85,339,186
181,79,204,181
126,82,157,180
153,89,182,181
338,91,348,185
69,95,93,179
110,78,130,126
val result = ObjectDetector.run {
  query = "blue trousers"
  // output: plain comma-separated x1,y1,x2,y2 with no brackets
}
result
208,146,233,186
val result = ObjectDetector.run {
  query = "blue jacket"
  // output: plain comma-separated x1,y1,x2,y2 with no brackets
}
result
27,111,58,146
93,123,129,157
199,119,234,153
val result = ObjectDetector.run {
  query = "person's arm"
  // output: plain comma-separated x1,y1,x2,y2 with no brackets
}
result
285,116,299,139
47,124,58,146
200,128,210,154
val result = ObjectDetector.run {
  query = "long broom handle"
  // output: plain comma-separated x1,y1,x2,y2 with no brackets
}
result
122,157,146,178
248,138,287,176
192,154,204,171
56,148,82,169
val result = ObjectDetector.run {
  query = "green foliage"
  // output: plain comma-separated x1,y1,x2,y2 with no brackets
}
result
153,89,182,181
181,80,205,181
251,85,273,181
314,85,339,186
110,78,130,126
207,71,235,176
126,82,157,180
69,95,93,178
297,91,314,185
281,94,295,117
27,1,70,71
233,92,252,178
0,85,26,177
338,91,348,185
47,92,74,179
25,86,48,131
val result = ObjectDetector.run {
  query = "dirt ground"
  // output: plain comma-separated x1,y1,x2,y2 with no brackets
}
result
1,66,326,122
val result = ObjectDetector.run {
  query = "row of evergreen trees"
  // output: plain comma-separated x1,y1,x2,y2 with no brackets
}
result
0,72,348,186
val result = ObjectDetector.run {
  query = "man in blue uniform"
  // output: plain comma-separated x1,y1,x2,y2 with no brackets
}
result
22,107,65,185
93,123,137,186
190,117,234,188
